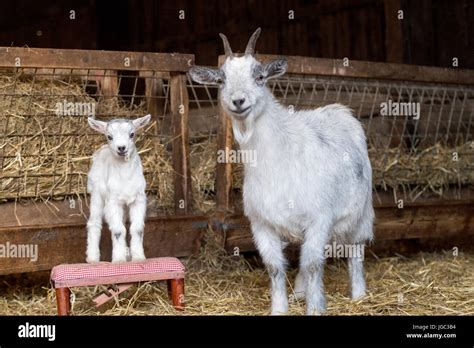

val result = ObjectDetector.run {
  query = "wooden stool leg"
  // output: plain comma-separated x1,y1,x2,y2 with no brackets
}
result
169,278,185,310
55,287,71,316
166,279,172,300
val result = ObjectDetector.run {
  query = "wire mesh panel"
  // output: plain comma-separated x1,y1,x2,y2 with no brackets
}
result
0,54,472,216
183,71,474,205
269,74,474,201
0,67,176,210
186,75,219,212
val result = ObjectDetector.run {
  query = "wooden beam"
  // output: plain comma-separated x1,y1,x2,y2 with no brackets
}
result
101,69,118,99
215,55,234,215
373,188,474,208
0,215,205,275
222,200,474,253
218,55,474,85
170,73,193,214
0,47,194,72
0,199,207,275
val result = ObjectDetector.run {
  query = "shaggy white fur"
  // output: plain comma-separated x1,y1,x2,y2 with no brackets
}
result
86,114,151,263
190,29,374,315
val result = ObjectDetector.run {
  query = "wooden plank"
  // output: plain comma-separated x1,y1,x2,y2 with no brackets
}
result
0,200,207,275
229,187,473,211
223,201,474,253
0,198,208,271
0,196,204,230
222,54,474,85
215,55,234,214
374,203,474,240
102,69,118,98
139,71,166,128
0,47,194,72
170,73,193,214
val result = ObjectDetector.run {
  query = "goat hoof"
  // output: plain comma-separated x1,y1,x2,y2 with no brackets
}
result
86,257,100,264
306,307,326,316
306,299,326,315
352,290,367,300
86,252,100,263
293,291,305,301
131,254,146,261
111,256,127,263
270,303,289,315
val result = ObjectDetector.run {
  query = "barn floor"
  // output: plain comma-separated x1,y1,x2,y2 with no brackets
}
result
0,246,473,315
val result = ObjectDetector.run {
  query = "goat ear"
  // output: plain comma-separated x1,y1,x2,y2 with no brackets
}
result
189,66,224,85
87,117,107,135
133,114,151,131
264,58,288,80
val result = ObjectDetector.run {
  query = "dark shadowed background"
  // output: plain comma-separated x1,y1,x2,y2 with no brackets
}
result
0,0,473,67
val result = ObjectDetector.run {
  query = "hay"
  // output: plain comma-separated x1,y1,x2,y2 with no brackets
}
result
0,72,212,212
0,72,171,206
369,142,474,199
0,236,473,315
0,71,473,208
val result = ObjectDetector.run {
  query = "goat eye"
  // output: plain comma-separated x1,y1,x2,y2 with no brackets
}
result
107,135,113,141
215,78,223,85
255,74,264,82
130,132,135,139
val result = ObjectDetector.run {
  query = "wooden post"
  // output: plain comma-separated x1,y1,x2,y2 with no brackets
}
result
55,287,71,316
215,55,234,215
168,278,185,310
170,73,193,214
140,71,168,133
167,278,172,299
102,70,119,99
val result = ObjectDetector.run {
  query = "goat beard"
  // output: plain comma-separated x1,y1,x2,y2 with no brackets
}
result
232,118,254,145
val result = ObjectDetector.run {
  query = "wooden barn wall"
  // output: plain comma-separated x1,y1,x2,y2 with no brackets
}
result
0,0,97,50
0,0,473,67
402,0,474,68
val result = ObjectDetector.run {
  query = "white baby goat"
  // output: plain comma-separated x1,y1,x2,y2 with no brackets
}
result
190,28,374,315
86,114,151,263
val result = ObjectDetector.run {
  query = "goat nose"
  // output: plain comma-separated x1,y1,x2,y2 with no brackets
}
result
232,98,245,108
117,146,126,152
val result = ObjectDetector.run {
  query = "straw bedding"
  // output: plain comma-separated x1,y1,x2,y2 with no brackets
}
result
0,234,472,315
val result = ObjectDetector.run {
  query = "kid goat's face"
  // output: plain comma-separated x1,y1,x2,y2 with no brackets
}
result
189,28,288,120
87,114,151,159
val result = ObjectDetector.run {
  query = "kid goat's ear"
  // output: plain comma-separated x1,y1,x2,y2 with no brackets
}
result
189,66,224,85
87,117,107,135
263,58,288,80
132,114,151,130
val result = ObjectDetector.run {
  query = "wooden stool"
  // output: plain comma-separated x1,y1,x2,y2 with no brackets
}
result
50,257,185,315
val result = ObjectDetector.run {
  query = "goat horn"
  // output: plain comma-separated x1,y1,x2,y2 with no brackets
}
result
219,33,233,57
245,28,261,56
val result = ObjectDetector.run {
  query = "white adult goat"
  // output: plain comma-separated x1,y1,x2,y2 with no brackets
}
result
190,28,374,315
86,115,151,263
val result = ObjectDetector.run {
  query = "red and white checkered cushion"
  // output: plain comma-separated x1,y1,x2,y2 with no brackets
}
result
51,257,185,287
